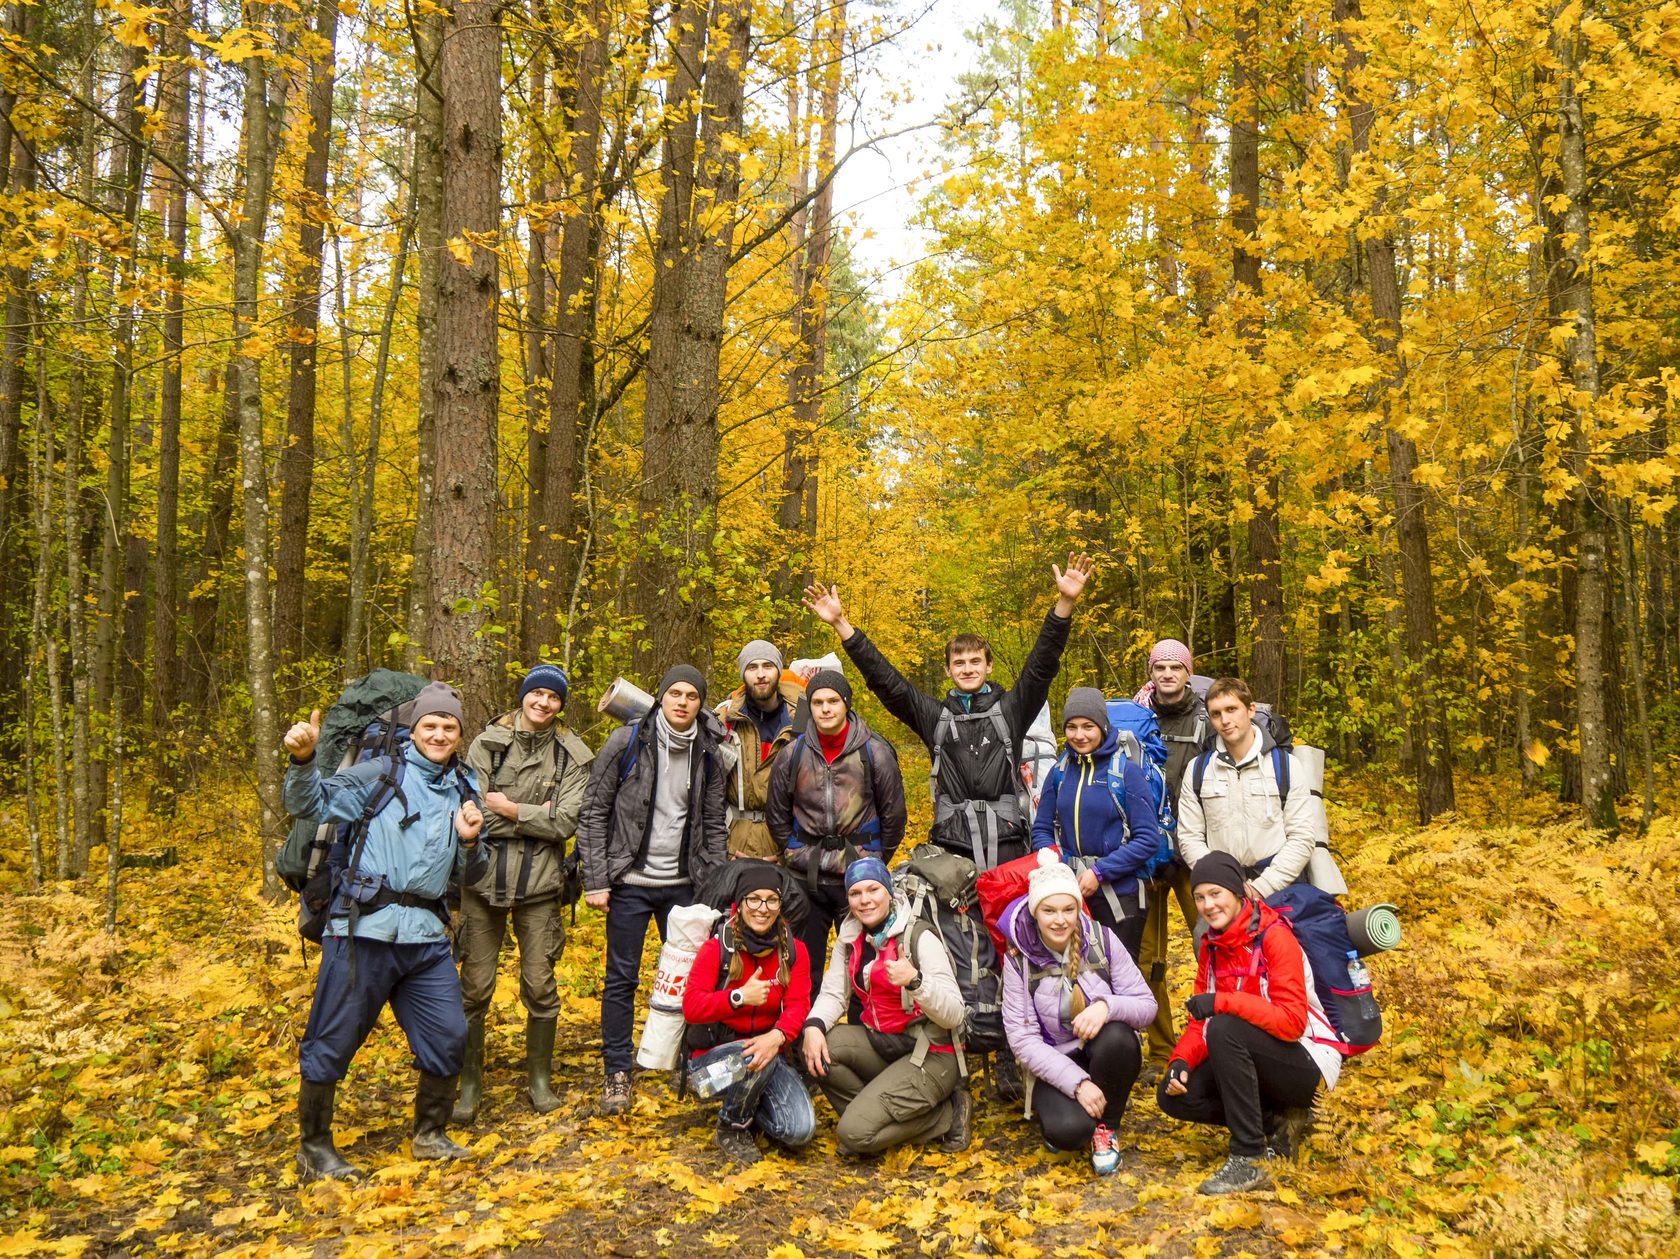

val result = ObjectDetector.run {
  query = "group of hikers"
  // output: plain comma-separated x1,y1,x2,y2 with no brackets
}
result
280,553,1360,1198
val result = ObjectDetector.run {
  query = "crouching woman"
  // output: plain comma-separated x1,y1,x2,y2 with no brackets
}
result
800,858,971,1156
1157,852,1341,1195
1001,854,1156,1175
681,867,816,1164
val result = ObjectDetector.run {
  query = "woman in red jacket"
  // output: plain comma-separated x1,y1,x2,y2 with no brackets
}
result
682,866,815,1164
1157,852,1342,1195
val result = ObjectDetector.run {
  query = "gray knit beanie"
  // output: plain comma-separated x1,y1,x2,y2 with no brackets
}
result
1061,686,1111,737
736,639,784,677
408,681,465,728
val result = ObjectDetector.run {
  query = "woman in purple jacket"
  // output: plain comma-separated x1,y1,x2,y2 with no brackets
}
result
1000,853,1157,1174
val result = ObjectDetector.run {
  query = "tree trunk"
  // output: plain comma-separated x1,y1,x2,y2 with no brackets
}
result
151,0,192,803
274,0,341,692
234,8,287,893
1230,1,1284,703
780,0,845,609
407,8,444,670
638,0,751,670
1551,7,1616,831
519,41,550,665
430,0,505,729
1334,0,1453,820
344,177,416,680
531,1,608,666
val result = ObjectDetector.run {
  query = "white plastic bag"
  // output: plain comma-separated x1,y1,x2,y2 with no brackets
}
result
635,903,722,1070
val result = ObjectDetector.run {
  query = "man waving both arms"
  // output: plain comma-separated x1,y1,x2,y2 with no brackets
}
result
803,554,1093,873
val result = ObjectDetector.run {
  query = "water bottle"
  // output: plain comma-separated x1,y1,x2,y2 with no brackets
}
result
1340,950,1382,1042
689,1047,750,1099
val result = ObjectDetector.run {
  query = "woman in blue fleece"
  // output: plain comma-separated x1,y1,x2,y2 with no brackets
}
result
1029,688,1161,961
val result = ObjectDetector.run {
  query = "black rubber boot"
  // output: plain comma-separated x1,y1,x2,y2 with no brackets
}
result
451,1016,485,1125
296,1080,363,1183
411,1072,472,1161
525,1016,562,1114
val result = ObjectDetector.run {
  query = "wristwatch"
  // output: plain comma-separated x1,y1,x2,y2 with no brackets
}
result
729,989,745,1010
903,972,923,992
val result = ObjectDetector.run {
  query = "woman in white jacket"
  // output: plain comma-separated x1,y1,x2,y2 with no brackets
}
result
1173,678,1343,898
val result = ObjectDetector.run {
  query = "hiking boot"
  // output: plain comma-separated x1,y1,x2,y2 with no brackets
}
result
296,1080,363,1183
410,1072,472,1161
1197,1155,1269,1195
525,1016,562,1114
1090,1123,1119,1176
991,1050,1024,1104
714,1121,762,1166
940,1086,973,1153
451,1015,485,1125
1265,1105,1314,1162
600,1069,632,1116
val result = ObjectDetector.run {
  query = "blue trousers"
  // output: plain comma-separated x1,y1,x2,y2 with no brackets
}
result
601,883,691,1074
691,1043,816,1146
299,937,468,1084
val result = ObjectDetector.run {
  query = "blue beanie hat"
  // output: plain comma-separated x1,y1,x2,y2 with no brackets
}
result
844,856,893,893
519,663,569,705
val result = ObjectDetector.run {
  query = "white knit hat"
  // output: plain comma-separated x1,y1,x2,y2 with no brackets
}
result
1027,849,1082,915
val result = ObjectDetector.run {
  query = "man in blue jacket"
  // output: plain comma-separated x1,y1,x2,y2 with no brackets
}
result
282,681,486,1182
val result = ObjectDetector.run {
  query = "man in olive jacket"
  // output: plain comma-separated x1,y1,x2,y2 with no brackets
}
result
576,664,729,1115
454,664,594,1122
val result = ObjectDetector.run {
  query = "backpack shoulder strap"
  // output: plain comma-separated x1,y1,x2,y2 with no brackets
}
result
618,722,642,783
1192,749,1214,799
929,709,955,792
1271,745,1290,804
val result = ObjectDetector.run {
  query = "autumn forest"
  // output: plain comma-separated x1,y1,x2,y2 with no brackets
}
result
1,0,1678,1253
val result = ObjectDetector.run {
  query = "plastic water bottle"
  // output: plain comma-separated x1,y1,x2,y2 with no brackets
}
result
689,1048,750,1099
1344,951,1380,1024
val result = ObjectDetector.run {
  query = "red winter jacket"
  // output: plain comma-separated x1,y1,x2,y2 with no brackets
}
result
1169,900,1311,1071
681,935,811,1050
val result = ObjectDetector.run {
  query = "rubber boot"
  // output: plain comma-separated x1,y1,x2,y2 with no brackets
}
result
525,1016,562,1114
296,1080,363,1183
450,1015,485,1125
411,1072,472,1161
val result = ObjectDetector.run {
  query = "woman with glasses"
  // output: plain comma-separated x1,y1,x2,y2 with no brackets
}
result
681,865,816,1163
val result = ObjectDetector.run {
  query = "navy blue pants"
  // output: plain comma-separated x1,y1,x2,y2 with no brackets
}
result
601,883,691,1074
299,936,468,1084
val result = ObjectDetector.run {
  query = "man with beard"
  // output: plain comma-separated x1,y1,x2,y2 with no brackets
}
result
716,640,806,860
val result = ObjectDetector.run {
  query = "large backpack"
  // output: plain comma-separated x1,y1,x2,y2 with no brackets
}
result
893,846,1006,1068
929,705,1031,871
277,671,475,952
1252,886,1381,1055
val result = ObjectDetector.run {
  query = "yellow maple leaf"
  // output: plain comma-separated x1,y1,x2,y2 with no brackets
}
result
446,236,474,267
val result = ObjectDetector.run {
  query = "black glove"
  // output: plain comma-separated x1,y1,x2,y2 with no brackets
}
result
1164,1059,1191,1089
1185,992,1216,1021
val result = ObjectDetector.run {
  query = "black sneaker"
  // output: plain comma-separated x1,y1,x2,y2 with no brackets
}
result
1198,1155,1269,1195
715,1123,762,1165
940,1087,972,1152
600,1070,632,1116
1265,1106,1313,1162
991,1052,1024,1104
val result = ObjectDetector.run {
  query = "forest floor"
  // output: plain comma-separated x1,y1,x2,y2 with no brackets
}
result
1,771,1677,1258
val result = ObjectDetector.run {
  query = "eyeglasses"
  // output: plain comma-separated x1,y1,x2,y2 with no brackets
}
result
742,895,782,911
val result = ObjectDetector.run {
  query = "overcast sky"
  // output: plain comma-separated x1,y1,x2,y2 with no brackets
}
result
829,0,996,297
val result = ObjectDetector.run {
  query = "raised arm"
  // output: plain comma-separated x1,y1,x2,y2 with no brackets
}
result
804,581,943,747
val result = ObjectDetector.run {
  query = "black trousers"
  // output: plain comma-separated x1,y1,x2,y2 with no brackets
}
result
1086,889,1146,963
796,881,850,1010
1155,1014,1322,1156
1033,1023,1144,1151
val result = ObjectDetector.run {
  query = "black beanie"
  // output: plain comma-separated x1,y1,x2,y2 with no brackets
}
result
1189,851,1249,902
734,863,784,900
805,669,852,708
657,664,707,705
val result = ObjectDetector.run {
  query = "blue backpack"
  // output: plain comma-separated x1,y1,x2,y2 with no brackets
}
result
1261,885,1381,1054
1044,698,1176,880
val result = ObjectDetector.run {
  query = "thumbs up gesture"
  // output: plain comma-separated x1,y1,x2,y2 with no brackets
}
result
284,709,323,760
